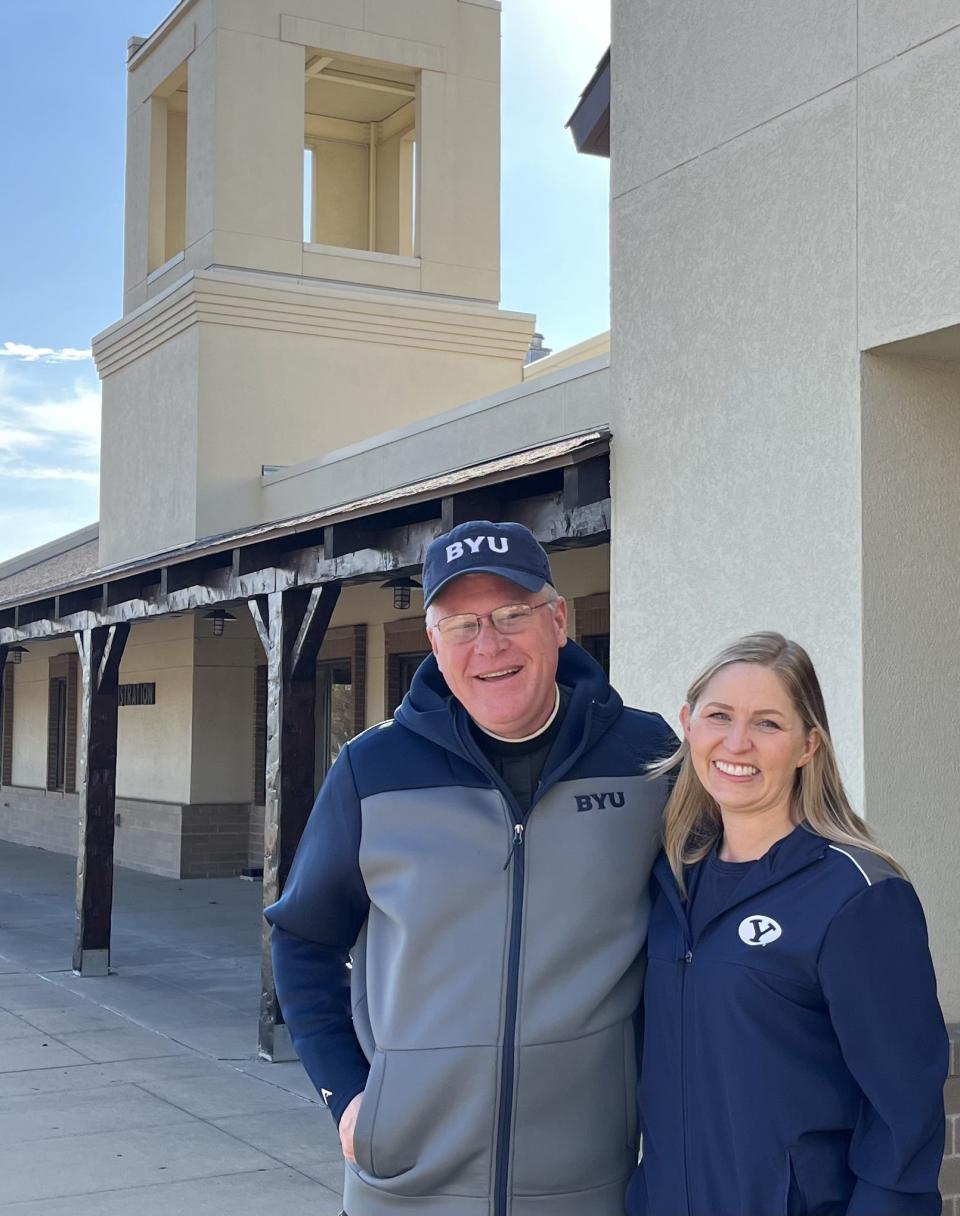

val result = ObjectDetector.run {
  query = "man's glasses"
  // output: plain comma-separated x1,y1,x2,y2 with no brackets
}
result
433,600,555,644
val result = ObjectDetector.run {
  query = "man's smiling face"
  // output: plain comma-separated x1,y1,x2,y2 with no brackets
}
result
427,572,567,738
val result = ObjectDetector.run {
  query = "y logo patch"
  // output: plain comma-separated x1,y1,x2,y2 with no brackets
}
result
738,915,782,947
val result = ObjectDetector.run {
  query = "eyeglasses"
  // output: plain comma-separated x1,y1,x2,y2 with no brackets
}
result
433,600,555,644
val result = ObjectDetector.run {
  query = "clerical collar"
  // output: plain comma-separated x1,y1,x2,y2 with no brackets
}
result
473,685,561,744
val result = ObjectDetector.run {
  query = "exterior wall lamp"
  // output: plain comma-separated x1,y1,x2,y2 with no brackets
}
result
381,577,421,611
7,645,28,665
204,609,236,636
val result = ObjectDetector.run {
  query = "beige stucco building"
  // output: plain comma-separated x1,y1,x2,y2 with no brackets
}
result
0,0,957,1187
605,2,960,1027
0,0,613,889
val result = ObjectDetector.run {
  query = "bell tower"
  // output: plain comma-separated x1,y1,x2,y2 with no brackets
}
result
94,0,534,567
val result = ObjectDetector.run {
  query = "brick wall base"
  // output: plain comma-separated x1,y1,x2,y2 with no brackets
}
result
944,1025,960,1213
0,786,260,879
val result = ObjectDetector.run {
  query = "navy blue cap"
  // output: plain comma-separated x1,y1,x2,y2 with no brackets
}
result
422,520,554,608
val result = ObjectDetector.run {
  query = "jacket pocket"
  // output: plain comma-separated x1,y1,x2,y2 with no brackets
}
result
784,1130,854,1216
351,1049,385,1178
511,1020,635,1196
353,1044,497,1196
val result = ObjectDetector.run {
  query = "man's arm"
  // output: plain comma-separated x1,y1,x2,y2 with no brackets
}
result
264,744,371,1129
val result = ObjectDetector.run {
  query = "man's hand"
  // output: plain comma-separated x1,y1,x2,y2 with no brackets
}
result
339,1092,363,1162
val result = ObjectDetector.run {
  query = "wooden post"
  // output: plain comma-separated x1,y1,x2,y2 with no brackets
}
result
73,623,130,976
250,583,341,1060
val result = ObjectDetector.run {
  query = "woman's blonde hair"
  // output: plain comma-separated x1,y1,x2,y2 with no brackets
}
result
653,631,905,894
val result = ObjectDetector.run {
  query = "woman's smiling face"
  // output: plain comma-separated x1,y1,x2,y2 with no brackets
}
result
680,662,819,824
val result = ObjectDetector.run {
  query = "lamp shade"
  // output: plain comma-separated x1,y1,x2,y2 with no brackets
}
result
380,577,421,612
204,609,237,637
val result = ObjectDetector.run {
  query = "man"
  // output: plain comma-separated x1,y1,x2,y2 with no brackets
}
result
265,520,676,1216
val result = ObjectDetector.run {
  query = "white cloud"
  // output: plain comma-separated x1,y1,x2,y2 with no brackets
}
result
18,389,102,453
0,426,44,453
1,341,93,363
2,466,99,484
0,368,101,563
0,373,101,464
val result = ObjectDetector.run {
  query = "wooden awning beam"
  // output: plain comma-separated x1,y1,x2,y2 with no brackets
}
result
0,496,609,644
0,441,611,645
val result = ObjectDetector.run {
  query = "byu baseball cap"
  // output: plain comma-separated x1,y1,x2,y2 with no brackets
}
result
422,520,555,608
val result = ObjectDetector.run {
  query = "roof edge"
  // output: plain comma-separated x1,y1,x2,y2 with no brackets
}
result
0,523,100,582
567,47,611,158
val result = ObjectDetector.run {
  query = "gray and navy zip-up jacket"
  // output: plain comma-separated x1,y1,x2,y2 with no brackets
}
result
629,825,949,1216
265,640,676,1216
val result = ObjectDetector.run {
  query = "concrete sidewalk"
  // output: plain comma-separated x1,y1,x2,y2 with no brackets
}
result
0,840,344,1213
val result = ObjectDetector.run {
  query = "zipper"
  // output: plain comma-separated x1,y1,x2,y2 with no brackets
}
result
502,823,524,870
452,701,597,1216
451,713,528,1216
495,809,526,1216
680,944,693,1216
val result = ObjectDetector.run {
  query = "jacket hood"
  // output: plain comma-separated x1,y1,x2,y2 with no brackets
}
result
395,638,623,765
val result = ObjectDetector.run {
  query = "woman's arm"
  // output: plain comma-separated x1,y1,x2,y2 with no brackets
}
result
818,877,949,1216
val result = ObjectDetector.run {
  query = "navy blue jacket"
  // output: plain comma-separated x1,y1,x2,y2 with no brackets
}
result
629,826,948,1216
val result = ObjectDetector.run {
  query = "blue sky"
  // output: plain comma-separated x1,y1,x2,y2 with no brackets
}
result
0,1,610,563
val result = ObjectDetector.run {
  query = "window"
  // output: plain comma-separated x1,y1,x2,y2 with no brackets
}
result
383,615,430,717
580,633,610,676
46,654,78,793
252,625,367,806
1,664,14,786
313,624,366,788
575,593,610,677
317,659,353,776
303,51,417,256
48,680,67,790
387,651,430,717
253,665,267,807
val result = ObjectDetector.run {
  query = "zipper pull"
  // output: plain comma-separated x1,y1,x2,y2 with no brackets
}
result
503,823,525,870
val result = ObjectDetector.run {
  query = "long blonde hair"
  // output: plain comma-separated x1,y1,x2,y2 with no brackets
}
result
653,632,905,894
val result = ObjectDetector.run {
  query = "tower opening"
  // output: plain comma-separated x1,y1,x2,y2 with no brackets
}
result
303,51,417,257
147,64,188,274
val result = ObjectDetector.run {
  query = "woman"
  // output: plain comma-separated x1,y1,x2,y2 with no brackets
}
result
628,632,948,1216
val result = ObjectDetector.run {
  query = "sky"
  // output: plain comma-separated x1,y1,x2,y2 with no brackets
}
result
0,1,611,563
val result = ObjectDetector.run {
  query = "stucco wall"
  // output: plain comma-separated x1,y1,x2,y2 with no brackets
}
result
190,622,258,804
116,616,196,804
609,65,863,798
10,659,50,790
861,348,960,1018
98,324,200,567
192,311,532,541
859,23,960,348
261,358,610,525
610,0,960,1021
10,641,77,791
